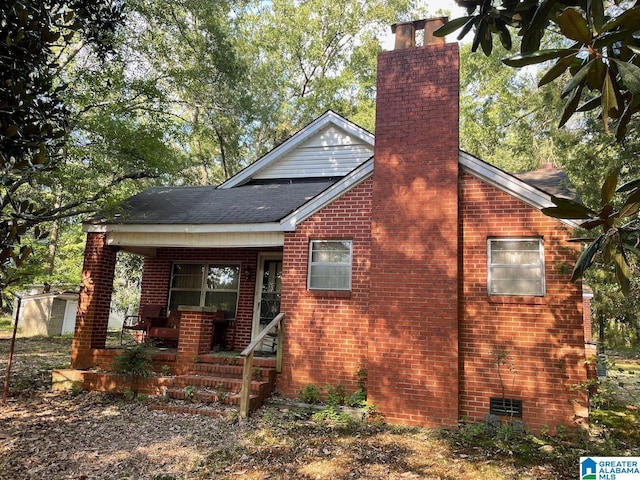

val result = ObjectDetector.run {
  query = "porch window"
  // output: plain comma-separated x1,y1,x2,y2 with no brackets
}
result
169,263,240,317
308,240,352,290
488,238,545,296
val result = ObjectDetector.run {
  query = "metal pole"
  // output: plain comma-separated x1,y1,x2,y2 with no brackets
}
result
2,293,22,404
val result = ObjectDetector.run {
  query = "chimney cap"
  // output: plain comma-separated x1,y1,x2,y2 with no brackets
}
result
390,17,448,49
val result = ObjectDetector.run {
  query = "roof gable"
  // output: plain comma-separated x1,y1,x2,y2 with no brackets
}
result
459,151,579,227
220,111,374,188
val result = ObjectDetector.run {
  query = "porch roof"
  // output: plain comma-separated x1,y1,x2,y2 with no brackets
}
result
95,179,337,226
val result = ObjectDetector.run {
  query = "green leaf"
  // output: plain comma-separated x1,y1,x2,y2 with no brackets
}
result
457,16,478,41
496,20,512,50
559,83,583,127
616,188,640,218
615,248,631,295
617,178,640,193
542,195,596,219
571,234,603,282
576,95,601,112
433,16,473,37
503,49,575,67
557,8,592,44
600,5,640,34
602,71,620,124
601,171,618,205
561,59,594,98
528,0,558,33
538,53,578,87
591,0,605,32
612,59,640,94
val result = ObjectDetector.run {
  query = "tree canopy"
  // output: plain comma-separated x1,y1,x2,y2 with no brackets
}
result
438,0,640,293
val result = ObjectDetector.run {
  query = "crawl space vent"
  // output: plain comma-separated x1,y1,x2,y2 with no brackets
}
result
489,397,523,417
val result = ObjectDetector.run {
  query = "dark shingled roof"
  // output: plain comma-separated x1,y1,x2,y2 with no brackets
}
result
110,179,335,225
514,164,579,201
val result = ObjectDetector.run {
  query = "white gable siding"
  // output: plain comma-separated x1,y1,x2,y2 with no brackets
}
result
253,125,373,180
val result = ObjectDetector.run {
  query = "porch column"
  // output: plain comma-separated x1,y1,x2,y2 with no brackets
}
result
175,307,217,372
71,232,118,369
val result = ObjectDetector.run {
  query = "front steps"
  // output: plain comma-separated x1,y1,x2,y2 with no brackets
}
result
150,354,277,417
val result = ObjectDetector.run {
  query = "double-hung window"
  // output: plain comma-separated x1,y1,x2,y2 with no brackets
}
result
487,238,545,296
169,263,240,317
308,240,353,290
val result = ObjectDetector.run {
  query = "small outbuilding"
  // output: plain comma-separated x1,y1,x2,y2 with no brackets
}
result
14,291,79,336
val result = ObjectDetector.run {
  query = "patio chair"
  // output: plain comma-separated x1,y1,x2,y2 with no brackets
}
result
147,309,181,347
120,304,163,345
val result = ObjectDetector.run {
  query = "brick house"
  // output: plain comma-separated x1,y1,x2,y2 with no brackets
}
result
70,19,590,433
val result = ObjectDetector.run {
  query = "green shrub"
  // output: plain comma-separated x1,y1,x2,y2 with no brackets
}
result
113,345,153,377
347,389,367,407
326,384,347,406
298,383,321,404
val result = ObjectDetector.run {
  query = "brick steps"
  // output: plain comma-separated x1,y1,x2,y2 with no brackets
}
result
149,355,277,417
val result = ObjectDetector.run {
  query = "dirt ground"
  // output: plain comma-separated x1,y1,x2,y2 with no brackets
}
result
1,329,638,480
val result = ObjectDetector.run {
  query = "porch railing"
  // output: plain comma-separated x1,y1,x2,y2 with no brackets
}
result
239,312,285,418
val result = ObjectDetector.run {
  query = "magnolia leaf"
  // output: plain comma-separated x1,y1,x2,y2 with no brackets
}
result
629,45,640,54
433,16,473,37
601,170,618,205
529,0,558,32
592,0,605,32
602,71,620,125
587,58,605,90
580,218,605,229
557,8,592,44
617,178,640,192
542,196,595,219
539,53,577,87
503,49,575,67
615,249,631,295
561,59,593,98
616,188,640,218
576,95,602,112
617,200,640,219
497,20,512,50
559,83,583,127
612,59,640,94
615,93,640,141
571,234,603,282
599,5,640,34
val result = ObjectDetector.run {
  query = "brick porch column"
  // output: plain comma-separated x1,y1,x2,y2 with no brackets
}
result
176,309,215,372
71,232,118,369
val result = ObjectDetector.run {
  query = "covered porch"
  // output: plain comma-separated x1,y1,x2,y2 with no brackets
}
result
71,228,285,371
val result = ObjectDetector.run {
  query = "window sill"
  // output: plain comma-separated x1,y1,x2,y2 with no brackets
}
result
488,295,546,305
307,289,352,299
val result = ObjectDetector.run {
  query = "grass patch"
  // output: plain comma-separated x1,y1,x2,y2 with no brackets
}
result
0,315,13,331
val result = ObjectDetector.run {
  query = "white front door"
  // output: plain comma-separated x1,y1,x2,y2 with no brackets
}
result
252,254,282,352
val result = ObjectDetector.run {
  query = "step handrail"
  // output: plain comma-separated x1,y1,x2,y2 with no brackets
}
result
239,312,285,418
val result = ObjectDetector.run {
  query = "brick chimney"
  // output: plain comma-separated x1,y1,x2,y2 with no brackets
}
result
368,18,460,427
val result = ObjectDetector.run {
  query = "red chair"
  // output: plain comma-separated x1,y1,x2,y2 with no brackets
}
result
120,304,163,345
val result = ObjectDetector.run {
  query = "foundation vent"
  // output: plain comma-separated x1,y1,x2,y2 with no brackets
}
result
489,397,523,418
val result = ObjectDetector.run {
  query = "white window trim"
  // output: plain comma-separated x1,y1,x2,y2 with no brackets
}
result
487,238,545,297
307,239,353,291
169,262,241,314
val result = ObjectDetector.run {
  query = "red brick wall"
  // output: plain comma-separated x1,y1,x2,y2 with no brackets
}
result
140,247,280,350
459,172,588,432
279,179,372,398
368,42,460,427
71,233,118,368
